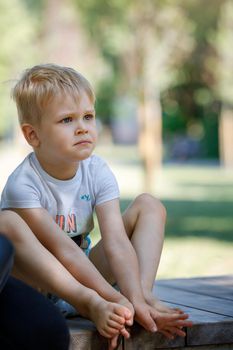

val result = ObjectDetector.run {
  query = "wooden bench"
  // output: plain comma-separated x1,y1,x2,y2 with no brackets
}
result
68,275,233,349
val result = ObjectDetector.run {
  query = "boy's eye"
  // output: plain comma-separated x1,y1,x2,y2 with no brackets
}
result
84,114,94,120
61,116,73,123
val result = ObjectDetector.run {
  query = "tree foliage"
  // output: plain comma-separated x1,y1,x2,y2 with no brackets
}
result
0,0,38,136
213,0,233,105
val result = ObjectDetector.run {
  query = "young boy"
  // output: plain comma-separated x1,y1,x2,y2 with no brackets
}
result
1,64,192,345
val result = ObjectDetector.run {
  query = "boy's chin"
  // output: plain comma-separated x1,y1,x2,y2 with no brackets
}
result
76,152,93,161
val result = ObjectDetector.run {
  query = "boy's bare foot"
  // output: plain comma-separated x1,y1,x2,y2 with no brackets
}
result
87,294,132,339
143,291,183,314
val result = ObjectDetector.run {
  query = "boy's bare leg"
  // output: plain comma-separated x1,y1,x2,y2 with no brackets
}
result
122,194,179,313
90,194,192,338
91,194,172,311
0,211,131,342
122,194,193,336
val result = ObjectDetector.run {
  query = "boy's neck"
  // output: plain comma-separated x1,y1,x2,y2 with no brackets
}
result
34,152,79,180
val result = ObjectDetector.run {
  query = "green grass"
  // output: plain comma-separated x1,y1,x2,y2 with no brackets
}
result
91,144,233,278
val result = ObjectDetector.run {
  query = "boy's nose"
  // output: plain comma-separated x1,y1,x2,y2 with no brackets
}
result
75,128,88,135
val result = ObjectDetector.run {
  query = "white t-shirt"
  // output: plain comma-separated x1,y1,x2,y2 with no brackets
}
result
1,152,120,238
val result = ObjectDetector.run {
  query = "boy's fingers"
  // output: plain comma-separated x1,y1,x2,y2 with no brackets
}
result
161,312,189,322
108,335,119,350
101,328,118,339
107,320,125,330
110,314,125,325
166,318,193,327
136,311,157,332
175,319,193,327
159,329,175,339
124,309,133,320
172,307,184,314
165,326,186,337
136,308,158,333
125,317,134,326
120,326,131,338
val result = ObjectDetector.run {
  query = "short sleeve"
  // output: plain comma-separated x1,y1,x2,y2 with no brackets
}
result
93,158,120,207
0,169,42,210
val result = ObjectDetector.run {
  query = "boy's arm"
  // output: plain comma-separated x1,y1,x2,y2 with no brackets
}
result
11,207,124,301
95,199,145,304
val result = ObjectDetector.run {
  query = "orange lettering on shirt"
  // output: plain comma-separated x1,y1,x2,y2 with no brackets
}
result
67,214,77,233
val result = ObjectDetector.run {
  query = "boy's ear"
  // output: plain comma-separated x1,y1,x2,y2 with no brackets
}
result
21,123,40,147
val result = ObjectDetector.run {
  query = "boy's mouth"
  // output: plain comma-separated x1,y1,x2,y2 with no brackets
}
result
74,140,92,146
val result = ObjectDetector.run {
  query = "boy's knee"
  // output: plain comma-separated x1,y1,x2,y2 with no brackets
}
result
135,193,166,221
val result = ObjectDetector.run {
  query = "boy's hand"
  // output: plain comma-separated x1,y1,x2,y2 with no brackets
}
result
134,302,158,332
134,302,193,338
117,295,134,326
155,311,193,338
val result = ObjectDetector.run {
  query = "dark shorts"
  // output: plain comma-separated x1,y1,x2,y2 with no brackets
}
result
71,233,92,256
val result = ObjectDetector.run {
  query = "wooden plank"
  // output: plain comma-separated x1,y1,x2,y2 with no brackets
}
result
175,304,233,346
154,285,233,317
157,276,233,301
187,320,233,347
170,345,233,350
70,329,121,350
124,322,185,350
68,318,123,350
164,303,233,325
154,278,233,346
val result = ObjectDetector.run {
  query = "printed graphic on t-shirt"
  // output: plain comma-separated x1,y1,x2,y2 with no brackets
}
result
55,207,94,237
56,214,77,233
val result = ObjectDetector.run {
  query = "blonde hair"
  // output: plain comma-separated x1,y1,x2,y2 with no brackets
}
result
12,63,95,125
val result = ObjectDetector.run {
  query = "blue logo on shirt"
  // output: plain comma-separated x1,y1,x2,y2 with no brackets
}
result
80,194,91,201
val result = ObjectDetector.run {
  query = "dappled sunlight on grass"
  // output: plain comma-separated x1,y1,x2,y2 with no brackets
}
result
157,237,232,278
176,216,233,233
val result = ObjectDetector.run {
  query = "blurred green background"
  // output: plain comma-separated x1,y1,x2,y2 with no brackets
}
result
0,0,232,278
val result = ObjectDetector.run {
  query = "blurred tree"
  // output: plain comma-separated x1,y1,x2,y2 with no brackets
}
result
74,0,193,191
213,0,233,167
0,0,38,139
162,0,223,160
39,0,106,90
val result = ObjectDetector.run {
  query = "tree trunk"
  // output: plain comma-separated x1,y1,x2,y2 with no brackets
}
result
219,106,233,168
138,90,162,192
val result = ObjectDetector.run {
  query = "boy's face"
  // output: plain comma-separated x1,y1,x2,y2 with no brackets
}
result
32,91,97,177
